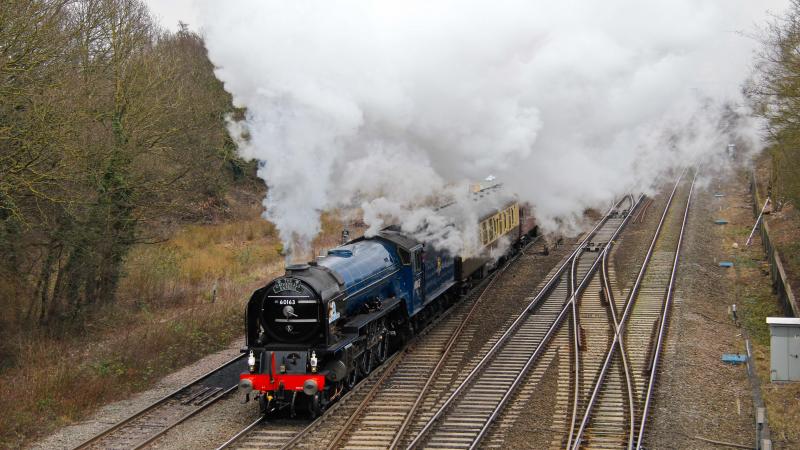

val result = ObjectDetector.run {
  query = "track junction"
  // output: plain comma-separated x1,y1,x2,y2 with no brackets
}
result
73,171,698,450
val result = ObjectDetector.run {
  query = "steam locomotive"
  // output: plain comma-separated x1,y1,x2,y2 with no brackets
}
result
237,184,538,416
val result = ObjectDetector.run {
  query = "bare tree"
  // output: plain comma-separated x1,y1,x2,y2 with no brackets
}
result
1,0,244,325
748,0,800,209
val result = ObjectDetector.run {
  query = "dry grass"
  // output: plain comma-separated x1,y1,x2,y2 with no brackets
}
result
756,154,800,309
0,196,354,447
0,205,355,447
120,217,281,305
0,301,242,447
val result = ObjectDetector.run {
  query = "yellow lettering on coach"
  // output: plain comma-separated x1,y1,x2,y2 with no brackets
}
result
479,203,520,247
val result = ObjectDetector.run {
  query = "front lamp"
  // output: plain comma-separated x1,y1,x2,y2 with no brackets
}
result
248,350,256,373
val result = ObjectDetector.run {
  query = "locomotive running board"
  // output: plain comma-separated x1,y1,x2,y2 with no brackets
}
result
341,297,403,333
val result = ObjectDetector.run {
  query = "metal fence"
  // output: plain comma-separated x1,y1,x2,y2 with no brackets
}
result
750,172,798,317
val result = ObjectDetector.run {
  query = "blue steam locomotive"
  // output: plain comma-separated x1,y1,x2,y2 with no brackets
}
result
238,185,537,416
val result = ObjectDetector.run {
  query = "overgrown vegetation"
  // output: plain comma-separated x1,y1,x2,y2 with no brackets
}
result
707,4,800,424
717,183,800,448
0,0,281,445
0,0,250,326
749,0,800,319
722,3,800,443
0,213,274,446
0,301,243,447
749,0,800,211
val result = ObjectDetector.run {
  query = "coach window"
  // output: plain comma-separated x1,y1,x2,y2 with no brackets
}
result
398,248,411,265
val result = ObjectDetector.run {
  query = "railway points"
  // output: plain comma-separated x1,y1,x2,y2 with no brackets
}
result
72,355,246,450
216,195,639,450
60,171,769,450
568,172,696,449
401,196,639,450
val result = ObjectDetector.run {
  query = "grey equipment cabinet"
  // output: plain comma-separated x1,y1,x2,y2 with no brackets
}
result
766,317,800,382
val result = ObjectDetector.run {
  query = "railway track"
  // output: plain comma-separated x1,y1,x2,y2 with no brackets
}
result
567,171,696,450
215,238,546,450
214,356,398,450
372,196,640,450
72,354,246,450
285,302,486,450
216,315,469,450
76,193,659,450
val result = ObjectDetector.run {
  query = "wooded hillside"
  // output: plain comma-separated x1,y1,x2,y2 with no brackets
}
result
0,0,248,326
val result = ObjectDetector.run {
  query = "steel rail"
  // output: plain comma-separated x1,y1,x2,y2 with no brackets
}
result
565,251,582,449
386,236,540,450
601,246,636,448
635,171,696,449
640,198,654,223
323,351,406,450
569,170,687,450
568,231,638,450
630,197,652,224
468,194,644,450
403,199,624,450
219,351,401,450
621,193,635,215
129,384,238,449
72,353,245,450
567,190,634,449
274,305,461,450
631,199,643,224
215,415,266,450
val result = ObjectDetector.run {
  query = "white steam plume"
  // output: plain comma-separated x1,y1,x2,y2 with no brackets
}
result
197,0,786,259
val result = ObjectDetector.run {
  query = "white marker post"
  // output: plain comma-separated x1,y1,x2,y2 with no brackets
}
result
746,198,770,247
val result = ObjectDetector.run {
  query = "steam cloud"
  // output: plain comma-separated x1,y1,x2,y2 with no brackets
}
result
196,0,785,259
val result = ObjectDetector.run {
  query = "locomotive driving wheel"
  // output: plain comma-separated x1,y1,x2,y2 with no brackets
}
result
358,349,373,376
